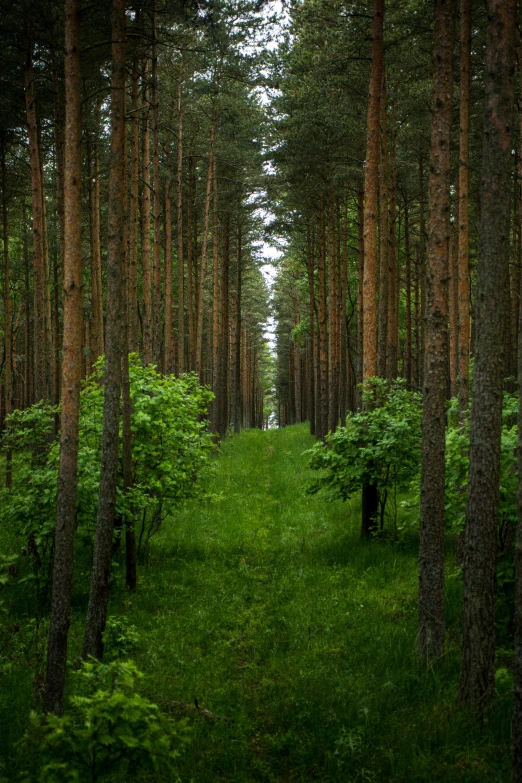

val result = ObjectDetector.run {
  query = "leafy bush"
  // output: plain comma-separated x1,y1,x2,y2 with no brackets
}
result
22,659,188,782
102,616,140,660
306,379,422,530
0,358,214,581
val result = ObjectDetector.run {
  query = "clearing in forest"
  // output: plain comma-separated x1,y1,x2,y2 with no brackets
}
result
119,425,509,782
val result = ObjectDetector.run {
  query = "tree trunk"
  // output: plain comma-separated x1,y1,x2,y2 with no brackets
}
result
357,184,364,408
460,0,516,707
362,0,384,384
151,7,162,366
196,106,216,376
128,26,140,354
2,141,12,489
327,193,339,433
43,0,82,713
317,200,328,439
457,0,471,420
141,57,152,365
177,74,185,373
24,23,49,403
83,0,125,660
418,0,455,661
404,195,413,389
164,173,174,373
377,72,389,380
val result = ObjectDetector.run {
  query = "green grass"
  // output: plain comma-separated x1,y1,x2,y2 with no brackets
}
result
0,424,514,781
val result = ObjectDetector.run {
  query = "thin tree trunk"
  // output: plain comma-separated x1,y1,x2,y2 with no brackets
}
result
357,184,364,408
306,225,316,433
328,193,339,433
164,173,174,373
418,0,455,661
128,27,140,354
317,200,328,439
83,0,125,659
377,72,389,380
457,0,471,420
151,7,162,365
24,23,49,403
196,106,216,376
211,157,220,433
141,57,152,365
449,223,459,397
460,0,516,707
177,73,185,373
2,141,12,488
387,110,398,382
362,0,384,384
43,0,82,713
404,195,413,389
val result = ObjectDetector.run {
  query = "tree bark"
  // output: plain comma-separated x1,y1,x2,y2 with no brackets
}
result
83,0,125,659
460,0,516,707
151,7,162,365
2,141,12,489
128,25,140,354
457,0,471,420
141,57,152,365
418,0,455,661
43,0,82,713
196,105,216,376
362,0,384,383
176,73,185,373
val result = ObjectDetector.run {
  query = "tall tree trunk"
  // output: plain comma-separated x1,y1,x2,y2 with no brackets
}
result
43,0,82,713
460,0,516,706
177,73,185,373
24,23,49,403
377,72,389,379
87,107,103,363
362,0,384,384
449,224,459,397
128,27,140,354
151,7,162,365
457,0,471,420
328,193,339,433
357,184,364,408
317,200,328,439
211,158,220,434
418,0,455,661
387,111,398,382
141,57,152,365
83,0,125,659
232,220,242,433
2,141,12,489
196,106,216,376
164,173,174,372
187,153,195,369
404,195,413,389
219,211,230,436
307,225,316,434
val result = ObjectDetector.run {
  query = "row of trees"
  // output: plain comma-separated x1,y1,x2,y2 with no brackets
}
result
0,0,274,714
271,0,522,777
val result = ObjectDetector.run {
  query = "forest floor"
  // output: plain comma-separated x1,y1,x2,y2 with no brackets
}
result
1,424,514,782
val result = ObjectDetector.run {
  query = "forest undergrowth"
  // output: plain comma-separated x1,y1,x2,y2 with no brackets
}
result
0,424,512,782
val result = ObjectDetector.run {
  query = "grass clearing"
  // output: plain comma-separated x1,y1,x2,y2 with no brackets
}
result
0,424,512,781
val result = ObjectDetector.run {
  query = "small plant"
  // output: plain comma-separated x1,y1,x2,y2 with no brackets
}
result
22,659,188,782
307,379,422,532
102,616,140,660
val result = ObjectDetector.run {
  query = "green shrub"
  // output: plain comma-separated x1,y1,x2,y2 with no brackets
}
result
22,659,188,782
306,379,422,531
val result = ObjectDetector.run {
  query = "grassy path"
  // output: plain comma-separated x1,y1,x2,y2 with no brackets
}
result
111,424,511,782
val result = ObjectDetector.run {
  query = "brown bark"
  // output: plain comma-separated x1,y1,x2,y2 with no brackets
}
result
211,158,220,433
87,106,104,363
404,195,413,389
362,0,384,383
387,113,398,382
196,106,216,375
219,211,230,436
317,200,328,439
377,73,389,380
164,173,174,373
328,193,340,433
449,224,459,397
357,184,364,407
24,23,49,403
2,141,12,489
340,198,348,423
141,57,152,365
307,225,316,434
418,0,455,660
128,28,140,354
231,220,242,433
457,0,471,420
152,8,162,365
460,0,516,707
177,74,185,373
83,0,125,659
44,0,82,713
187,153,195,369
